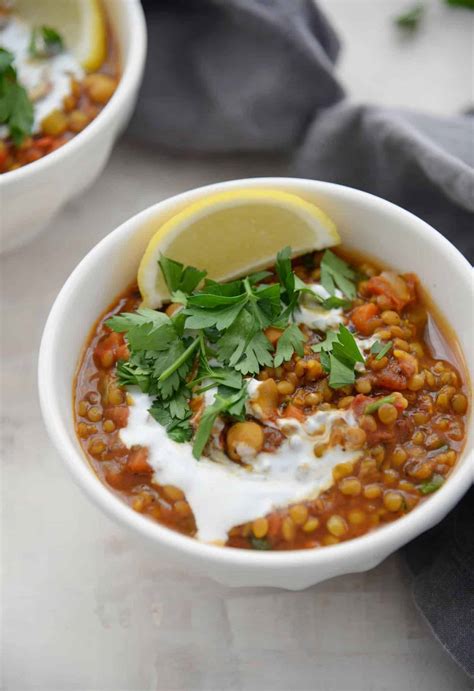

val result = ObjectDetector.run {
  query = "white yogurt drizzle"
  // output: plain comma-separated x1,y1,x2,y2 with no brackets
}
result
120,391,362,544
0,15,84,135
293,283,345,331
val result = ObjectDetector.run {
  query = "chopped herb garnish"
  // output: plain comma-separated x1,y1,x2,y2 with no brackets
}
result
108,248,333,456
320,250,357,300
250,536,272,550
394,4,424,30
274,324,305,367
444,0,473,9
364,394,397,415
29,26,64,58
312,324,363,389
418,474,445,495
370,340,393,360
193,385,247,459
427,444,450,459
0,48,33,146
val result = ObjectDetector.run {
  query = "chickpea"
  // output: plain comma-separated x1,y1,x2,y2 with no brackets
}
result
364,484,382,499
277,380,295,396
77,400,88,417
408,372,425,391
391,447,407,468
344,426,367,450
226,421,264,461
165,302,182,317
377,403,398,425
327,515,348,538
356,378,372,394
282,516,296,541
305,392,322,406
252,517,269,538
289,504,308,525
383,491,404,512
84,74,117,104
103,419,116,434
303,517,320,533
163,485,184,502
264,327,284,345
87,406,102,423
348,510,366,525
109,388,124,406
381,310,401,326
451,394,468,415
41,109,68,136
332,461,354,481
68,109,89,132
338,477,362,496
252,378,279,418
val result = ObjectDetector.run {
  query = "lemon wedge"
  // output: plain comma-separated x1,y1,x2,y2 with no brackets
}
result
138,189,340,308
14,0,107,72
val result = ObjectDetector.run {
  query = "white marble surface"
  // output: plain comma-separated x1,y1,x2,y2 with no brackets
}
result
2,1,473,689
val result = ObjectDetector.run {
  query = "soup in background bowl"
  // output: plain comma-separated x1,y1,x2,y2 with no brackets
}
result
0,0,146,253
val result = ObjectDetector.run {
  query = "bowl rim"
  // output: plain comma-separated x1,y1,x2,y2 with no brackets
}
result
38,177,473,570
0,0,147,185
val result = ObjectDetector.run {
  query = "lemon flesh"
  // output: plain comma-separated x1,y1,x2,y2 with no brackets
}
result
138,189,340,308
14,0,107,72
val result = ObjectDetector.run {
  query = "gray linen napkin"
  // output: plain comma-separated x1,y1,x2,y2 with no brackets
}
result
129,0,474,677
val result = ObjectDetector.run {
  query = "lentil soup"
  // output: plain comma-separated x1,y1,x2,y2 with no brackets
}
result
0,1,120,173
74,247,469,551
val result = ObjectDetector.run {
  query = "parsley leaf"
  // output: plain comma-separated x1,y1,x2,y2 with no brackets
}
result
29,26,64,58
0,49,33,146
320,250,357,299
311,324,363,389
395,4,425,30
159,255,207,297
193,385,248,459
274,324,305,367
312,330,339,353
370,340,393,360
149,389,193,443
364,394,397,415
328,354,356,388
216,310,273,375
418,474,445,495
250,536,272,550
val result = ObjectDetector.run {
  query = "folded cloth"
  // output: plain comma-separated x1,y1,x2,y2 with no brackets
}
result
131,0,343,152
293,103,474,262
129,1,474,676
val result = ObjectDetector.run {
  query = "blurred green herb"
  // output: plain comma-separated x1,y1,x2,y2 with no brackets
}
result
395,4,425,30
29,26,64,58
0,48,33,146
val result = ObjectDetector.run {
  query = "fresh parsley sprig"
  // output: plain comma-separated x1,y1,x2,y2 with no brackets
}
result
320,250,357,300
0,48,33,146
370,340,393,360
29,26,64,58
312,324,364,388
108,247,360,455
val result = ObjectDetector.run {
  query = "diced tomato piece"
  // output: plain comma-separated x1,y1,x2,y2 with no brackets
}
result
127,447,151,474
104,405,129,428
374,361,408,390
351,302,380,335
365,272,414,311
283,404,306,422
351,394,372,417
267,512,282,539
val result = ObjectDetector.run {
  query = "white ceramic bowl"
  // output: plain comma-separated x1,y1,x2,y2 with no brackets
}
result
38,178,473,590
0,0,146,254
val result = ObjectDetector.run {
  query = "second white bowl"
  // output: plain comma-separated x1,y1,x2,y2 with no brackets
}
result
0,0,146,254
